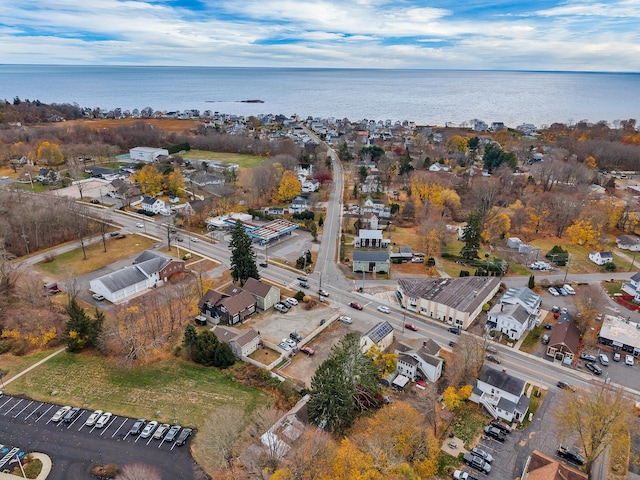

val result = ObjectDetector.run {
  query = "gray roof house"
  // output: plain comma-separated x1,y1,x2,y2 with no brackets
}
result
396,339,443,383
470,365,530,423
500,287,541,316
589,251,613,266
487,303,532,340
140,196,166,214
622,271,640,301
89,251,184,303
212,325,261,358
352,250,390,273
289,195,310,213
242,277,281,311
617,235,640,251
360,321,394,353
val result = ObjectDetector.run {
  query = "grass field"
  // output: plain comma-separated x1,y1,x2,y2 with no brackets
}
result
183,150,266,168
4,353,267,428
36,235,156,277
0,348,61,380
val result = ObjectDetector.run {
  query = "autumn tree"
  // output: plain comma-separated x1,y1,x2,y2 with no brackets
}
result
566,218,601,249
448,335,485,386
554,384,631,476
136,164,164,196
366,344,398,376
573,285,604,339
164,169,185,197
229,221,259,286
483,210,511,245
446,135,468,154
197,405,246,472
270,428,336,480
276,170,302,202
36,141,64,167
442,385,473,411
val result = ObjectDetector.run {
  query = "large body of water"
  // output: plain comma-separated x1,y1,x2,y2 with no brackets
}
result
2,65,639,127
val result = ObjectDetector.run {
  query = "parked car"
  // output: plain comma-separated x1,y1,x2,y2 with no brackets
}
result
153,423,170,440
63,407,82,423
449,341,457,348
128,418,146,435
563,284,576,295
92,293,105,301
463,453,492,474
276,301,290,310
625,354,635,366
283,338,297,349
580,353,597,362
548,287,560,296
165,425,181,442
377,305,391,314
557,287,568,296
557,381,576,392
541,333,550,345
483,426,506,442
551,305,560,313
544,323,552,330
289,332,302,342
95,412,113,429
300,346,315,356
339,315,352,324
485,345,498,354
613,352,621,362
448,326,461,335
85,409,104,427
140,420,158,438
274,303,288,313
557,445,585,465
453,470,479,480
470,447,494,463
285,297,298,306
561,307,568,315
51,406,71,422
318,289,329,297
586,362,602,375
175,427,192,446
349,302,363,310
489,419,513,433
599,353,609,366
486,354,501,364
278,341,292,352
299,281,310,289
404,323,418,331
411,257,424,263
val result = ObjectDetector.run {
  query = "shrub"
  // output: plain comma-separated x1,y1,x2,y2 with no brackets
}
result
22,458,43,479
605,262,617,271
459,270,470,277
42,252,56,263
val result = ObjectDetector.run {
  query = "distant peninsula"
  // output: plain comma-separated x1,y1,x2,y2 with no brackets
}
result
204,99,264,103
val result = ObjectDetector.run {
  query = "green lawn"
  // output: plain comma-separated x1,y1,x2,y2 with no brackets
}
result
445,402,487,448
0,348,61,380
36,235,156,277
183,150,266,168
4,353,267,428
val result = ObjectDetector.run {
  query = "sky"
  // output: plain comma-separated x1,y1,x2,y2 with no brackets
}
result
1,0,640,72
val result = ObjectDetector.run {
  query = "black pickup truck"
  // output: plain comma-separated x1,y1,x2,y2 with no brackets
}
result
463,453,492,474
557,445,585,465
484,426,507,442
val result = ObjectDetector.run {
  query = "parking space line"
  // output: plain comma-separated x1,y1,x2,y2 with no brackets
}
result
146,436,154,446
158,438,166,448
112,418,127,438
37,405,54,423
100,416,118,436
0,398,12,409
4,399,23,415
14,400,33,418
67,411,84,429
24,402,44,421
134,433,142,443
170,442,176,451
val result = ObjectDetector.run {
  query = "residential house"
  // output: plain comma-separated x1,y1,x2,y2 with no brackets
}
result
360,176,382,193
616,235,640,251
396,339,443,383
198,286,257,326
354,229,390,249
242,277,280,311
397,277,501,330
487,303,533,340
189,171,225,187
360,321,394,353
352,251,390,273
183,198,215,217
360,213,379,231
89,251,184,303
521,450,587,480
301,179,320,193
589,251,613,266
289,195,310,213
545,321,581,363
622,272,640,301
428,163,451,172
470,365,530,423
37,168,59,183
212,325,261,358
140,196,166,214
390,246,413,262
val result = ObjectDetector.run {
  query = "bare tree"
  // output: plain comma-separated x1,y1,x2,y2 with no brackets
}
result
574,284,606,340
198,405,246,471
115,463,162,480
553,384,631,477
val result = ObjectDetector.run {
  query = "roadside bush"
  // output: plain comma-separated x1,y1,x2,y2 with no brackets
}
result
42,252,56,263
605,262,617,271
459,270,470,277
294,290,305,301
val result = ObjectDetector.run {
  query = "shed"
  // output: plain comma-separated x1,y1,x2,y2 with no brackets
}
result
507,237,522,249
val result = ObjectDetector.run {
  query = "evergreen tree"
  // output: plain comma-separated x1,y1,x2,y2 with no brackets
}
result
528,275,535,289
183,324,198,357
65,299,103,352
192,330,219,366
213,342,235,368
338,141,352,162
229,221,259,286
318,215,324,227
461,211,482,260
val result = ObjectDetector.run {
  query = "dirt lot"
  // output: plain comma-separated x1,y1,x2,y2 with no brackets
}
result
61,117,200,133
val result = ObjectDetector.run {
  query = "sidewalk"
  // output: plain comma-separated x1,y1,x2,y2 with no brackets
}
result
3,348,66,386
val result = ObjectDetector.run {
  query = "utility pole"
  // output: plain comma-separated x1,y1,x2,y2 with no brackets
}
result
630,250,638,272
563,254,572,284
318,271,323,300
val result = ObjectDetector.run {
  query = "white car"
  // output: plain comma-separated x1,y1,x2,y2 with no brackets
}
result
285,297,298,306
626,354,635,366
377,305,391,314
339,315,352,324
140,420,158,438
283,338,297,348
278,342,292,352
85,409,103,427
95,412,112,428
563,284,576,295
135,222,144,228
548,287,560,296
51,406,71,422
190,237,199,243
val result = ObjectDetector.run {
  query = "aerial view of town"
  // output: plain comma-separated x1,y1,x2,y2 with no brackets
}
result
0,101,639,480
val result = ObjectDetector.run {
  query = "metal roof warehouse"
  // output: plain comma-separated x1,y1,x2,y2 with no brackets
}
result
598,315,640,356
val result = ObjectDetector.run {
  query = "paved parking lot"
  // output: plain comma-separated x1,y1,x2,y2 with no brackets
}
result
0,394,205,480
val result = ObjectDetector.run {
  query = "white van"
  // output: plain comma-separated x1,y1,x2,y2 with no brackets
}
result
599,353,609,366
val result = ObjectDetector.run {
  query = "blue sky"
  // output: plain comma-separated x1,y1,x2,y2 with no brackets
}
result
1,0,639,71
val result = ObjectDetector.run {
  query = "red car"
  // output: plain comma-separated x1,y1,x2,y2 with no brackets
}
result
349,302,363,310
300,346,315,356
405,323,418,331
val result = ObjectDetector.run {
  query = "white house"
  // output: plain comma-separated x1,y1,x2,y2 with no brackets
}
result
622,272,640,301
589,251,613,266
289,196,310,213
470,365,530,423
487,303,532,340
616,235,640,252
301,179,320,192
140,196,166,214
360,321,394,354
89,251,184,303
212,325,261,358
354,229,390,249
396,339,443,383
129,147,169,163
428,163,451,172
